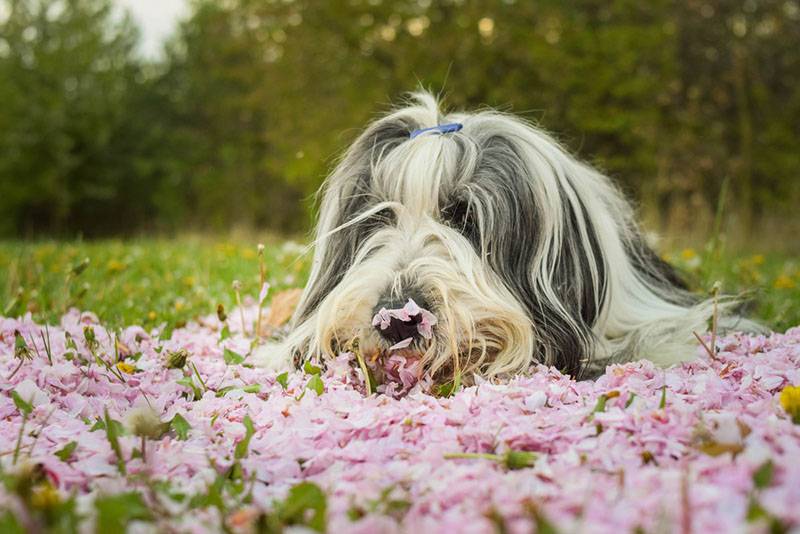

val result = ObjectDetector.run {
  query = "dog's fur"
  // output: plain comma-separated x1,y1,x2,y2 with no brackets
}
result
256,92,746,381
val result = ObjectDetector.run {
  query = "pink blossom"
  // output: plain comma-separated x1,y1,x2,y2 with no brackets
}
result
0,309,799,532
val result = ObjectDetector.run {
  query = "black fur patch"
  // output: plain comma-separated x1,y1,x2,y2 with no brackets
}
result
442,133,606,378
294,120,410,322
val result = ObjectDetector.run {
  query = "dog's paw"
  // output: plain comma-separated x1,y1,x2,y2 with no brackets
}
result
250,342,294,373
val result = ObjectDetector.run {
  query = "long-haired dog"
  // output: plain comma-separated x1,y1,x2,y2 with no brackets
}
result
259,92,746,382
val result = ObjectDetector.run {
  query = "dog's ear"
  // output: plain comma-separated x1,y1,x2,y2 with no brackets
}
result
459,126,607,378
293,119,411,323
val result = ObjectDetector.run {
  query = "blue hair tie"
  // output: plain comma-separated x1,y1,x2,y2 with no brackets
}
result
410,122,463,139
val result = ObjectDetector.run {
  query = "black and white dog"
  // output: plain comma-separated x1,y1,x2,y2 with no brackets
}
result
258,92,740,382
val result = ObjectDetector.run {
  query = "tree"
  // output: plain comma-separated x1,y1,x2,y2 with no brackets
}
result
0,0,141,236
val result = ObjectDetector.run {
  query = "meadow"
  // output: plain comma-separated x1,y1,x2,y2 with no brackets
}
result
2,238,800,532
1,238,798,336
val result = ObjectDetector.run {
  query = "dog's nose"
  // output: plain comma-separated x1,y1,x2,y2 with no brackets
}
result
372,294,434,345
375,312,423,344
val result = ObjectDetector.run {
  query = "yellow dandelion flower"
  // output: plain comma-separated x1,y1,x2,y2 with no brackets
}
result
147,311,157,321
780,385,800,424
681,248,697,260
116,361,136,374
174,300,185,311
106,259,126,273
773,275,796,290
751,254,765,265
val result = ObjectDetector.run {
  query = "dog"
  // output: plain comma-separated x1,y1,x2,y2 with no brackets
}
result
257,92,746,383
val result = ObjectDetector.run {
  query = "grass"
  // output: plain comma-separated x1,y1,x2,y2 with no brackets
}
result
663,245,800,332
0,237,310,336
0,237,798,334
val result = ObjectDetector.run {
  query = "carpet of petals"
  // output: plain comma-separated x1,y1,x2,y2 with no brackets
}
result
1,307,800,533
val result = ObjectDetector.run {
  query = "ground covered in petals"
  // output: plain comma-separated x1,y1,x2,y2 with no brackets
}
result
2,309,800,533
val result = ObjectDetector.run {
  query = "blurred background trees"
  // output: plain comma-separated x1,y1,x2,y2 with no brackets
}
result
1,0,798,243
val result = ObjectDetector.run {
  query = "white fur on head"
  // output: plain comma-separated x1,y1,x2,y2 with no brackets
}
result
257,92,732,381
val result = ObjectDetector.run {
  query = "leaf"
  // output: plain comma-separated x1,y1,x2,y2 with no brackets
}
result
170,413,191,441
659,385,667,409
747,497,769,522
303,361,322,375
276,372,289,390
435,381,457,398
103,407,126,475
215,386,236,397
243,384,261,393
11,391,33,416
223,348,245,365
753,460,774,489
83,325,97,345
177,376,202,400
55,441,78,462
531,506,559,534
65,332,77,351
219,324,231,341
234,415,255,459
0,511,24,534
264,288,302,328
306,375,324,396
279,481,328,532
94,491,152,532
189,470,227,511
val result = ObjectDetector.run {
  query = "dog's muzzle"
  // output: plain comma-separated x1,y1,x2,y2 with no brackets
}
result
372,292,432,345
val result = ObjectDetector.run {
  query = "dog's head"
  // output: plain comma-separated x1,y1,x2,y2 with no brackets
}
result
279,92,688,383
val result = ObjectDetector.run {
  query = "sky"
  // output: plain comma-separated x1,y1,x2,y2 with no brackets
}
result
115,0,188,58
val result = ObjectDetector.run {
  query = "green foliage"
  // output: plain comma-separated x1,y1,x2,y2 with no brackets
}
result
223,348,245,365
234,414,256,459
0,512,24,534
753,460,775,490
276,372,289,390
0,0,798,238
347,486,411,523
11,390,33,416
55,441,78,462
305,375,324,396
94,492,153,532
169,413,192,441
102,407,126,475
176,376,202,401
0,0,143,236
303,361,322,376
0,238,309,333
1,239,798,336
262,482,328,533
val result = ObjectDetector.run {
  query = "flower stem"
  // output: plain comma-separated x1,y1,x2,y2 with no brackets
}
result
443,452,502,462
12,414,28,465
